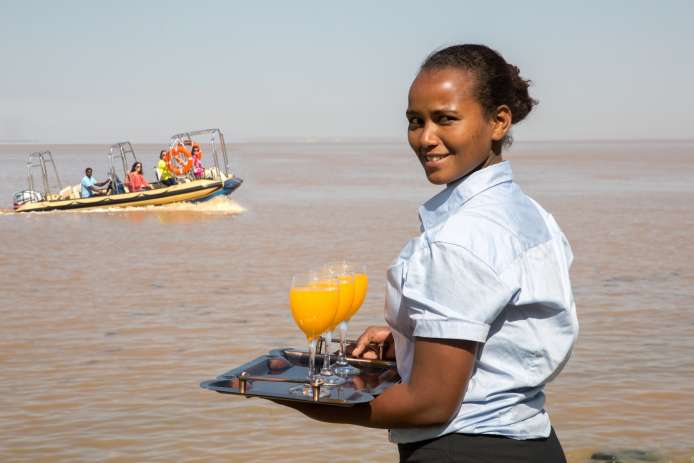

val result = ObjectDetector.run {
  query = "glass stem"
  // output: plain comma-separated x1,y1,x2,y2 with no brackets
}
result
321,331,332,374
308,338,317,381
336,320,348,366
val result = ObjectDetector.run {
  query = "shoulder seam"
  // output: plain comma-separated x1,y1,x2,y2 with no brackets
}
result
425,240,501,278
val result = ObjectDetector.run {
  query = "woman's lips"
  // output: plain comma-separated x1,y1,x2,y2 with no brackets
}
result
420,153,450,168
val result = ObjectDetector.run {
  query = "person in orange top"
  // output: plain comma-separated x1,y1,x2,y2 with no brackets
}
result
125,161,154,192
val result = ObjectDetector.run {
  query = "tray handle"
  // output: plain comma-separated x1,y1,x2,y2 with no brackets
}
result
316,337,388,360
238,371,325,402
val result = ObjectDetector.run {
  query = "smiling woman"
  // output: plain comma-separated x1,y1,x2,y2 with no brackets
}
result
406,44,537,185
273,44,576,463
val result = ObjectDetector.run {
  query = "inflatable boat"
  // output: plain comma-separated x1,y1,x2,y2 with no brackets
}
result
13,128,243,213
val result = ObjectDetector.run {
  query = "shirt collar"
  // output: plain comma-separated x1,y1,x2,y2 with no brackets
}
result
418,160,514,230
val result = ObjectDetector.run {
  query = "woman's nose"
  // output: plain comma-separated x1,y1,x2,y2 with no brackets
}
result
418,122,440,149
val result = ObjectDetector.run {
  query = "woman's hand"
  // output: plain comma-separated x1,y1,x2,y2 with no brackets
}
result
350,325,395,360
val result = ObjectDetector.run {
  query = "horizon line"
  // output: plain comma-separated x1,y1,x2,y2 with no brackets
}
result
1,137,694,146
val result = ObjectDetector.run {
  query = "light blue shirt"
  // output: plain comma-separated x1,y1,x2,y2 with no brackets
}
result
80,175,97,198
385,161,578,443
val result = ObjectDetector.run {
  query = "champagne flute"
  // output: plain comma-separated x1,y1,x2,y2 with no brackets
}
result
331,262,368,377
288,272,338,397
317,269,355,386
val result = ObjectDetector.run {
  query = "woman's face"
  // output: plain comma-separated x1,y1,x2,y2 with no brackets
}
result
406,67,505,185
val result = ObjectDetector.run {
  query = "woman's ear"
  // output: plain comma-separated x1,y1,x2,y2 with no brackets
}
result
491,105,512,142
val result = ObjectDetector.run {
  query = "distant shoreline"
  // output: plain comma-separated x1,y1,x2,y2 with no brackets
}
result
1,138,693,146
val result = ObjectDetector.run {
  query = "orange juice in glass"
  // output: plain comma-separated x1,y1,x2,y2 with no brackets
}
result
334,274,355,326
289,273,338,397
349,272,368,320
328,263,368,377
290,285,339,341
317,272,355,385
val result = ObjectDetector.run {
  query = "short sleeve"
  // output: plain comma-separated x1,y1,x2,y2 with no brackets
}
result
401,241,515,343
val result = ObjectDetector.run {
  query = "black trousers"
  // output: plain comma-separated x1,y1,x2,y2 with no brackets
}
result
398,428,567,463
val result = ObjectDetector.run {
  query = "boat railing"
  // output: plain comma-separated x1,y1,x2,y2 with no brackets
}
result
26,151,63,197
168,128,231,180
107,142,138,192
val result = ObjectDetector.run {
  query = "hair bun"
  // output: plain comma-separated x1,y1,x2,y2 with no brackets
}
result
420,44,538,147
507,63,537,123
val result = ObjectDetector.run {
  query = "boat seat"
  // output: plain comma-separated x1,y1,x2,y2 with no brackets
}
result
59,184,81,200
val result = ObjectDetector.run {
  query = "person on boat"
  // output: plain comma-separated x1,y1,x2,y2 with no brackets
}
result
191,145,205,179
125,161,154,192
271,44,577,463
80,167,111,198
157,150,177,186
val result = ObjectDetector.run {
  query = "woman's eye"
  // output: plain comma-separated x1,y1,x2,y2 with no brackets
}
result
407,117,422,128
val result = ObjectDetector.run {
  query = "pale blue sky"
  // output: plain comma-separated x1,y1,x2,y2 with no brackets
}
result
1,0,692,143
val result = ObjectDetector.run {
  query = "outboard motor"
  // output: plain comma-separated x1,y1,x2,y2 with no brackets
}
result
13,190,44,210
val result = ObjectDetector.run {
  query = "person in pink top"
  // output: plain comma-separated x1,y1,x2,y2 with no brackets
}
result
125,161,154,192
191,145,205,179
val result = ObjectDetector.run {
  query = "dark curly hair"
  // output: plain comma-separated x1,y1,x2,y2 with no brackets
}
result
420,44,538,147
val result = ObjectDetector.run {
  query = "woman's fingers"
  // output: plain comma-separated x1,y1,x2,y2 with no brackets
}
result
345,343,378,358
361,349,380,360
351,326,392,358
349,329,373,358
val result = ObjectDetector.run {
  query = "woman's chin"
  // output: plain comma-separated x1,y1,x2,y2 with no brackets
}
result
424,168,451,185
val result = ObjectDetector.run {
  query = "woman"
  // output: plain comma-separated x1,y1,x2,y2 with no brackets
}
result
157,150,177,186
191,145,205,179
125,161,153,192
274,44,578,462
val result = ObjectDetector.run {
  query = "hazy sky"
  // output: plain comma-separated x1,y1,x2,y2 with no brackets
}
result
2,0,692,143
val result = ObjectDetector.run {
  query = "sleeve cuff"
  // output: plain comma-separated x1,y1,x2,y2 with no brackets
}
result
412,317,490,343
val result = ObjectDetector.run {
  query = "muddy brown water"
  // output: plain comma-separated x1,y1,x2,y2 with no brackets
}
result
1,141,692,462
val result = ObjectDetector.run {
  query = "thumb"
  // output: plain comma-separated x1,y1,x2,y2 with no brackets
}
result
350,329,374,358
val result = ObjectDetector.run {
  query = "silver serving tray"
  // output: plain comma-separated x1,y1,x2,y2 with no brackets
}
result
200,348,400,407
